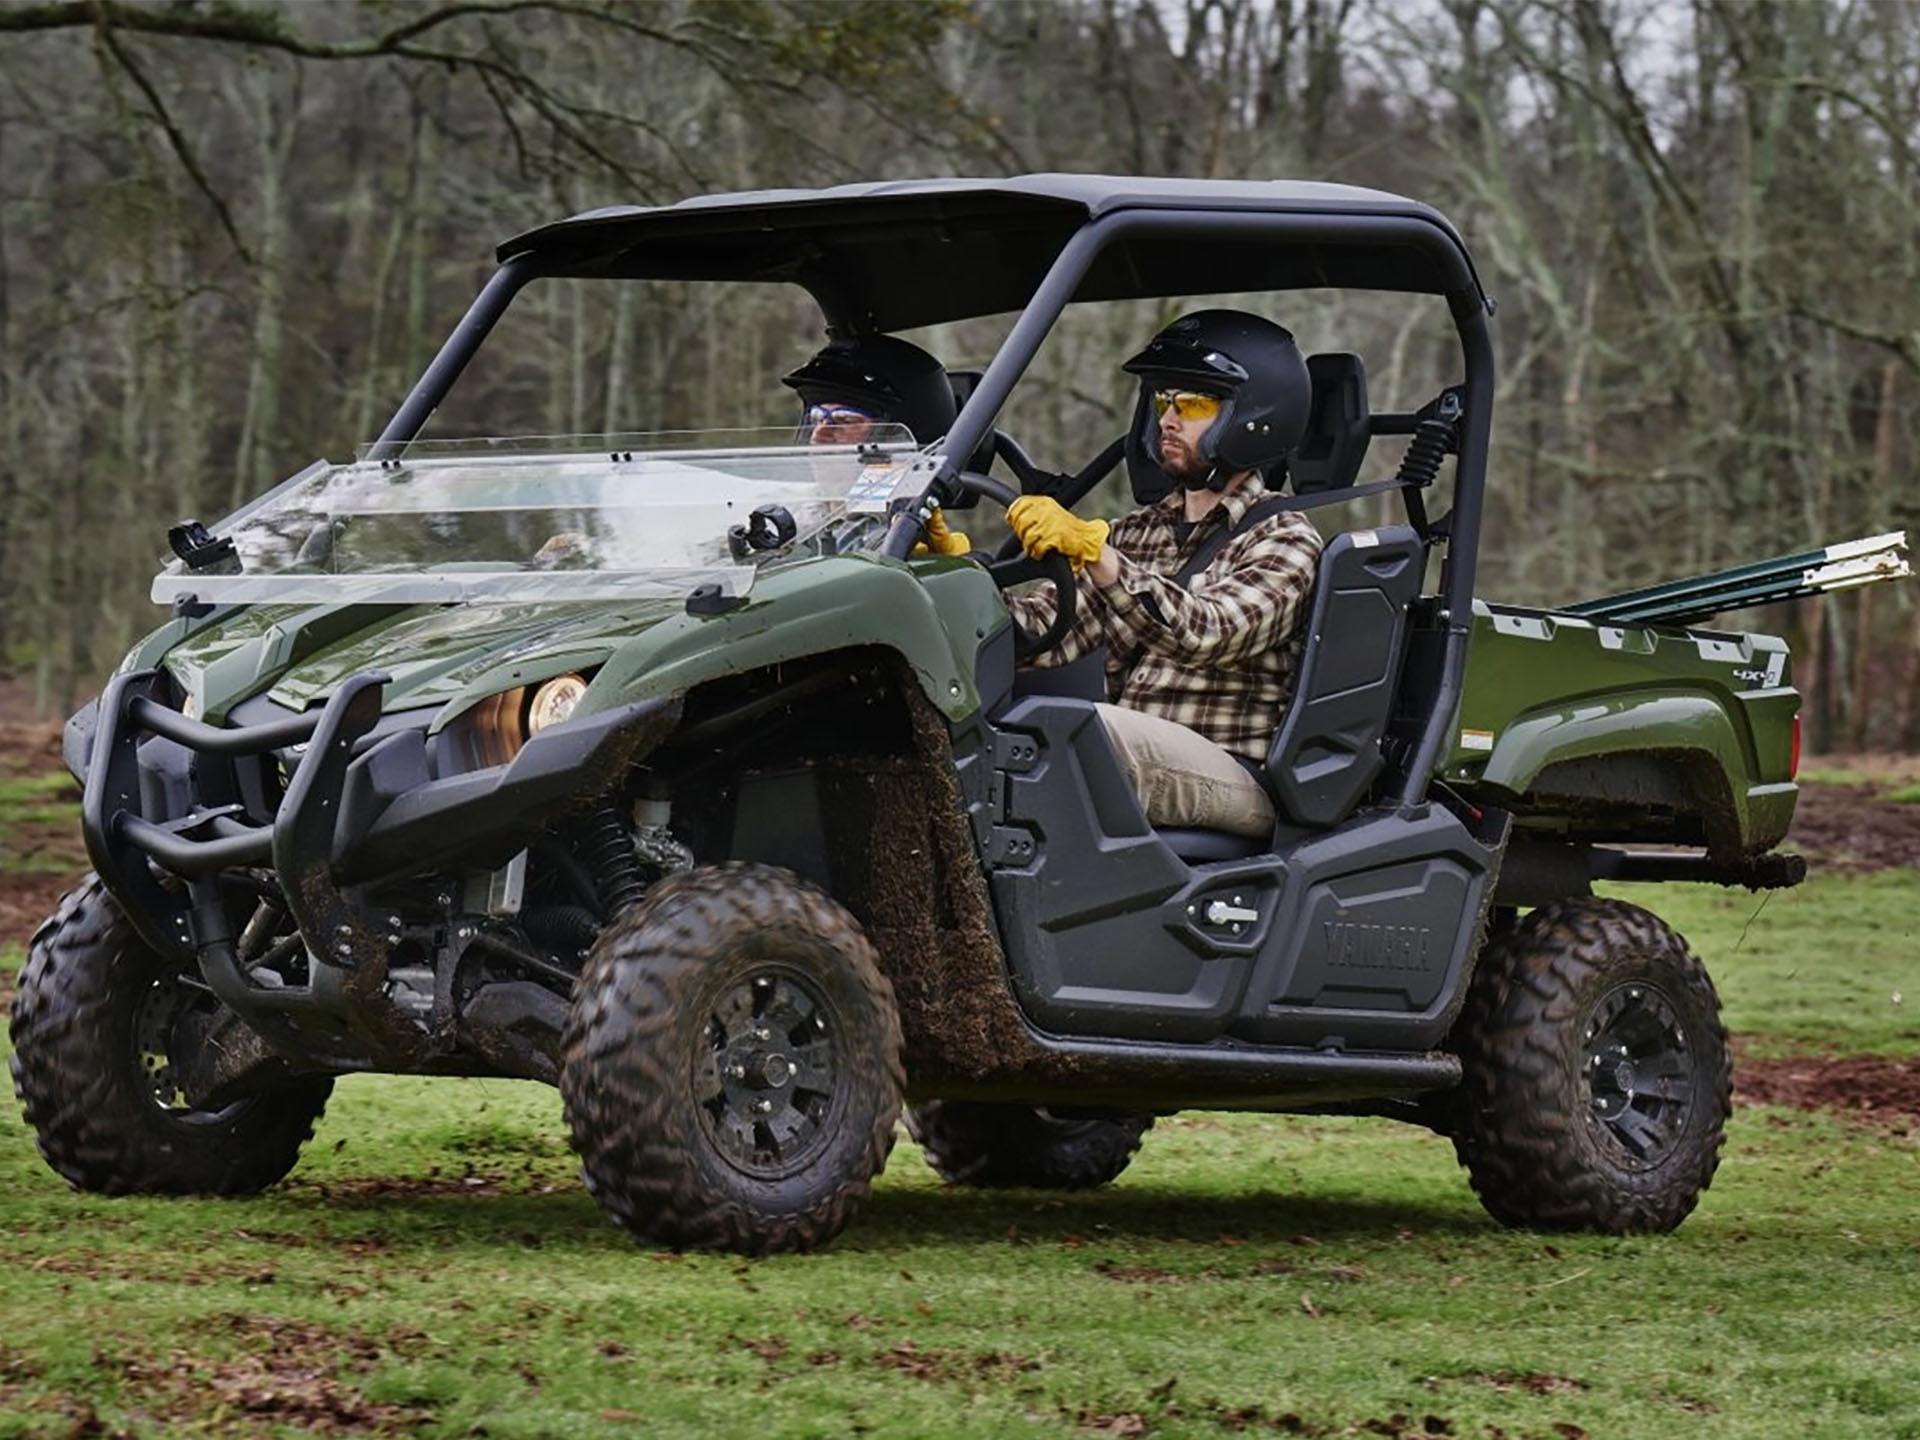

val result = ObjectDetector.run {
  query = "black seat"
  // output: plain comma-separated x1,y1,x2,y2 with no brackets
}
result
1155,827,1269,862
1291,353,1371,494
1155,524,1426,861
1263,525,1426,827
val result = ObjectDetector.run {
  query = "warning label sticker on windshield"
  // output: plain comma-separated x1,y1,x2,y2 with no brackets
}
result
847,465,905,514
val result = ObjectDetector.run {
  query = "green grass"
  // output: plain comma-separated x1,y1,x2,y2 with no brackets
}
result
0,1090,1915,1438
0,774,79,802
1796,770,1920,802
1796,767,1881,788
1606,872,1920,1056
0,874,1915,1436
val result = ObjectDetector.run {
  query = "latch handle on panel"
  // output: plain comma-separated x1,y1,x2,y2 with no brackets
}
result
1204,900,1260,926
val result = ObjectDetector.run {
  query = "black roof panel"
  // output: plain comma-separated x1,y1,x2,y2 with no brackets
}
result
497,174,1485,331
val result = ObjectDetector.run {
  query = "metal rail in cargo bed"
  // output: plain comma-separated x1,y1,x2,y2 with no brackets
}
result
1566,531,1909,626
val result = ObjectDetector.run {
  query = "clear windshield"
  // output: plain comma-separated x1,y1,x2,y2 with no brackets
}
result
150,428,927,606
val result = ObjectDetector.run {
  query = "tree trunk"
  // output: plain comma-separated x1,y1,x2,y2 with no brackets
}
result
0,107,15,666
229,67,301,507
1799,596,1828,754
1897,601,1920,751
1848,586,1876,752
1850,359,1901,750
602,284,637,440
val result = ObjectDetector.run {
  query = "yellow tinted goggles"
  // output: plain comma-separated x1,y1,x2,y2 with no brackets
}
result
1151,389,1224,421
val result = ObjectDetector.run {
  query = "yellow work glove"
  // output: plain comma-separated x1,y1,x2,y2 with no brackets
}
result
1006,495,1110,572
912,508,971,557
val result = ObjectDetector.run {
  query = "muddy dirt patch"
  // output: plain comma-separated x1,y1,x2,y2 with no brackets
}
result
1736,1050,1920,1129
69,1314,442,1435
1786,781,1920,874
0,715,65,779
0,873,77,946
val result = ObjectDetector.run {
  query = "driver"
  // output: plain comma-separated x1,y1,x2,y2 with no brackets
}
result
783,334,957,448
928,310,1322,837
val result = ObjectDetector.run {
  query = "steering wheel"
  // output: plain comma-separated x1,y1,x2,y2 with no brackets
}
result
946,471,1078,660
986,433,1128,563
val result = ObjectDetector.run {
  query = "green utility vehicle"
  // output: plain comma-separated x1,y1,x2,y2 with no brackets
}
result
15,177,1898,1254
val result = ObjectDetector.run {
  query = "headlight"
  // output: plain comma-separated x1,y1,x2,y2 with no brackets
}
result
464,688,527,768
528,673,589,733
448,670,596,772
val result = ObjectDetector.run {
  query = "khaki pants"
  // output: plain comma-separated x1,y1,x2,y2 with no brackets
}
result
1094,703,1275,838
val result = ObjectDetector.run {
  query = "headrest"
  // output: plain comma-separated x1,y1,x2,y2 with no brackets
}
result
1291,353,1371,494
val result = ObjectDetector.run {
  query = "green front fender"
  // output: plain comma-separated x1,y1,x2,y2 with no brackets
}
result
1479,689,1795,849
574,554,1006,722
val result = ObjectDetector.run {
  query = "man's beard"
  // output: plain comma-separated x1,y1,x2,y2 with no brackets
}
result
1159,434,1217,491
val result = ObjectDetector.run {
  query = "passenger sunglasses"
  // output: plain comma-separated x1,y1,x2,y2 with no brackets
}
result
1152,389,1224,421
806,403,880,427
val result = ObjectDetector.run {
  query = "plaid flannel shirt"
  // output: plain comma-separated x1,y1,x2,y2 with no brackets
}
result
1009,471,1323,762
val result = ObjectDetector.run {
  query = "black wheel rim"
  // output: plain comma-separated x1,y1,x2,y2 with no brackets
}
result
693,966,839,1181
131,972,239,1122
1582,981,1697,1168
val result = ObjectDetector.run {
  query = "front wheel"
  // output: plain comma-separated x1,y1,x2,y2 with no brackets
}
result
1447,897,1731,1234
560,864,904,1254
9,875,334,1196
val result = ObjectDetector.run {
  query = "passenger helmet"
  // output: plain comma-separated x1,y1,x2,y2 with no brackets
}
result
782,334,956,444
1122,310,1311,487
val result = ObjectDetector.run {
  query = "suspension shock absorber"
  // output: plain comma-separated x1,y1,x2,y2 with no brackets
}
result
581,801,648,919
633,793,694,875
1394,415,1454,491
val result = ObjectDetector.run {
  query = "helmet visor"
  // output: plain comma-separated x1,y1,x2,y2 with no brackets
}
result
1122,336,1251,389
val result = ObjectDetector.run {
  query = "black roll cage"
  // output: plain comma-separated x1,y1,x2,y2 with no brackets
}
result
372,199,1496,815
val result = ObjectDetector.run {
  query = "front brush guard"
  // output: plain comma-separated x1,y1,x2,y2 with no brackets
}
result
82,669,680,1074
84,670,420,1070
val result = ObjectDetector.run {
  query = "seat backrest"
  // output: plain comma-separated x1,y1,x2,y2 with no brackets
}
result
1291,353,1372,495
1265,524,1425,828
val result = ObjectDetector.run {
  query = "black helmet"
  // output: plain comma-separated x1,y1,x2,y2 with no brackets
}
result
1122,310,1311,486
782,334,956,444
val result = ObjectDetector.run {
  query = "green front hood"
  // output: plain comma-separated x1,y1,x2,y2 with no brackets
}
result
161,600,680,722
142,552,1008,731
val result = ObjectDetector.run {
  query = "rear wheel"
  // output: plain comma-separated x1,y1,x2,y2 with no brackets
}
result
907,1101,1152,1189
561,864,903,1254
9,875,333,1195
1448,897,1730,1234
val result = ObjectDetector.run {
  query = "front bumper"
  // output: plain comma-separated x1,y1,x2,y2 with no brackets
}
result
81,669,679,1071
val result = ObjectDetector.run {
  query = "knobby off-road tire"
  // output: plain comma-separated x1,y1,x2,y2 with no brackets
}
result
1448,897,1731,1234
9,874,333,1195
560,864,904,1255
907,1101,1153,1189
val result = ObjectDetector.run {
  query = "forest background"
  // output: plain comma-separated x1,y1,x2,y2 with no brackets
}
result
1,0,1916,749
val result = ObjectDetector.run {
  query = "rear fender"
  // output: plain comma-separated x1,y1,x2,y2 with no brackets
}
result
1479,689,1794,851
